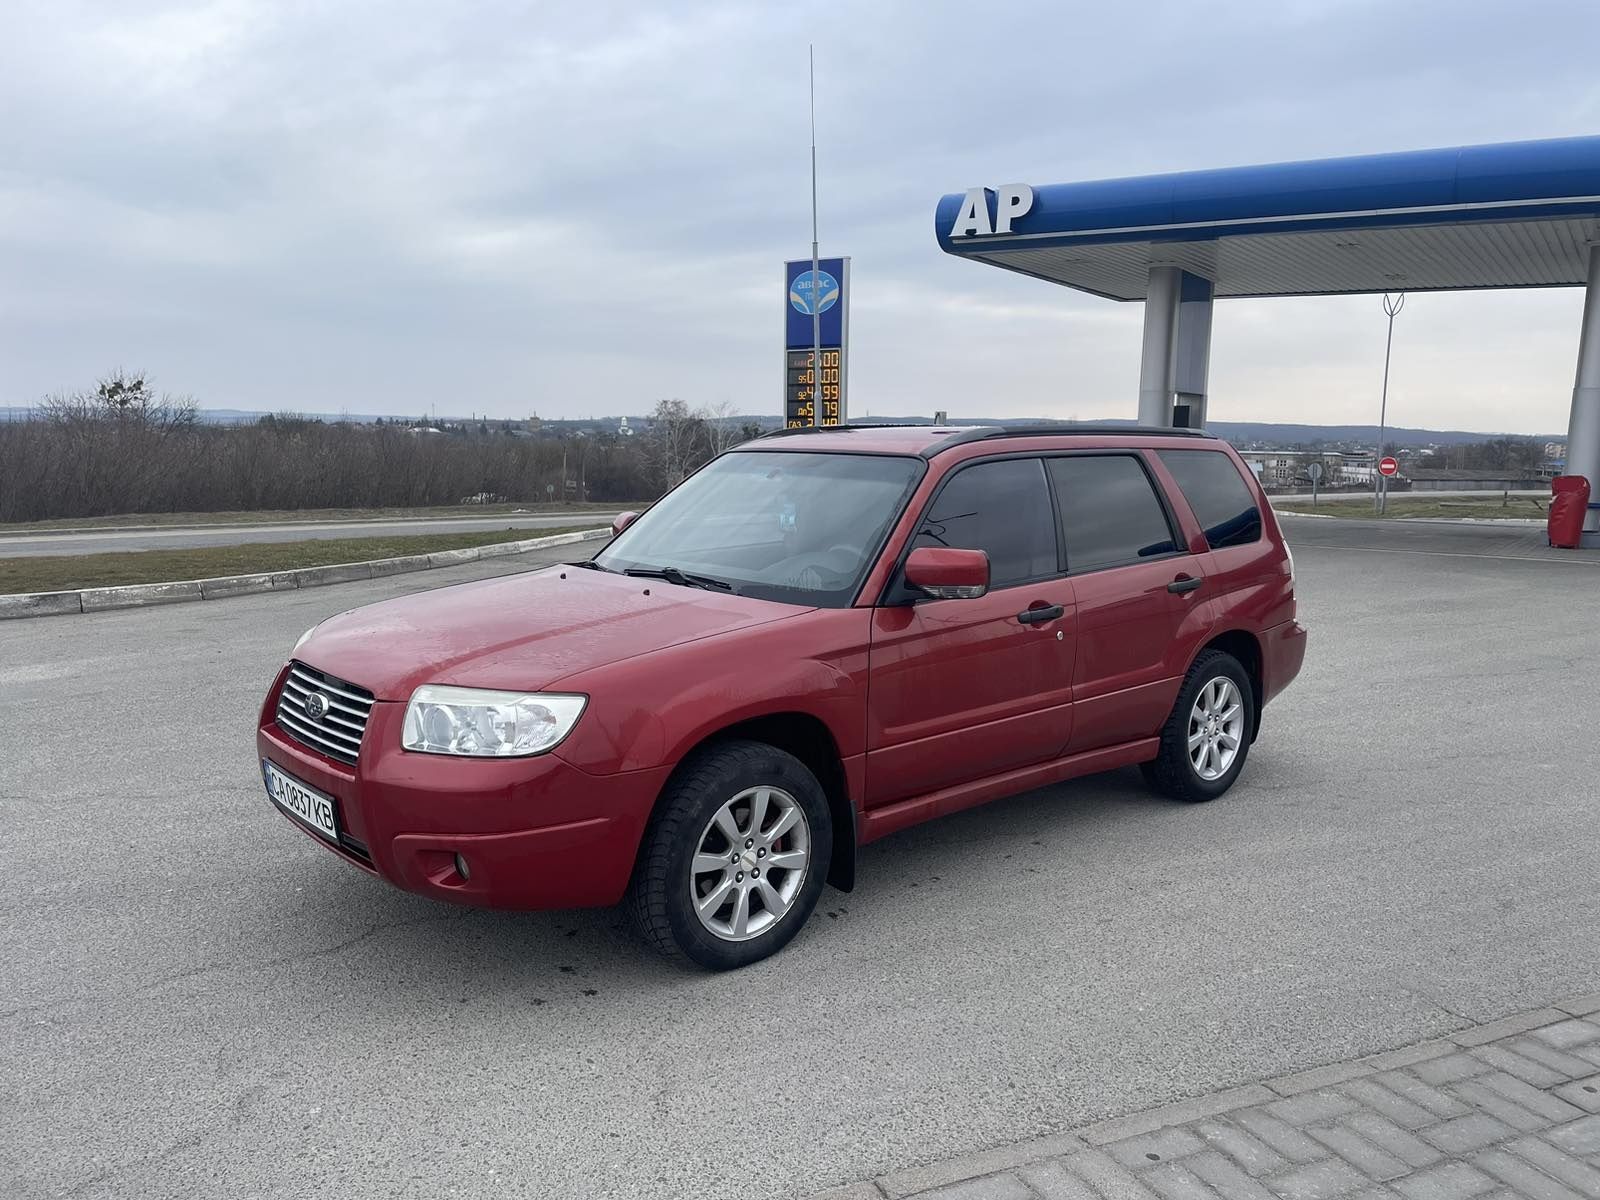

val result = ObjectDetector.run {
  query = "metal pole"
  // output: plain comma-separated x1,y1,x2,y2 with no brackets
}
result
809,44,822,427
1376,292,1405,513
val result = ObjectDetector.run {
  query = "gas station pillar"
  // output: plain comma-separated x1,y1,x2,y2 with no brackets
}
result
1138,266,1214,428
1567,243,1600,545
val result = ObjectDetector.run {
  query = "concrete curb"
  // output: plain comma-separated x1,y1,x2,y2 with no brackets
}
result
802,991,1600,1200
0,527,610,620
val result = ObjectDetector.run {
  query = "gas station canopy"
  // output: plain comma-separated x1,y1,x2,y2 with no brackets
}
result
935,136,1600,301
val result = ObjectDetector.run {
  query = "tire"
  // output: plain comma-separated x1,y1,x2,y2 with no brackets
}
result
1140,649,1255,803
627,739,833,970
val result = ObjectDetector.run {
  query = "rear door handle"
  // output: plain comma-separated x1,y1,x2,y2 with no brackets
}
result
1017,604,1064,625
1167,576,1204,595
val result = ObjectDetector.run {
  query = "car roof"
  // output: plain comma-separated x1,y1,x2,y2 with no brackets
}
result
740,423,1218,460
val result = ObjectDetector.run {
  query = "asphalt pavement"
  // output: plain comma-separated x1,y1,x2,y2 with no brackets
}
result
0,512,620,557
2,519,1597,1199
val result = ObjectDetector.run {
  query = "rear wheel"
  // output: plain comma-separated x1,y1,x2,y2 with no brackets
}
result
628,739,832,970
1141,649,1254,802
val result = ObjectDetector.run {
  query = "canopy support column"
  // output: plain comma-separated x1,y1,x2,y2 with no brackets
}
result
1568,243,1600,545
1138,267,1213,427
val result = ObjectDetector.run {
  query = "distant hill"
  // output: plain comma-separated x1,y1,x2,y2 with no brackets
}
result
0,406,1559,446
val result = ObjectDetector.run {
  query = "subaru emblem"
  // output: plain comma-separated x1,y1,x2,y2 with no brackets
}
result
304,691,330,721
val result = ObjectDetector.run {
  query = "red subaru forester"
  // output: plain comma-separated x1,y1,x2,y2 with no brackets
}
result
258,425,1305,969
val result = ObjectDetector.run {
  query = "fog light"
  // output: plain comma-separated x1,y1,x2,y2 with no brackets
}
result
453,853,471,881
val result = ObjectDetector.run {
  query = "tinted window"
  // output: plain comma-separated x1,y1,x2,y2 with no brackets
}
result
912,458,1057,588
1157,450,1262,549
1047,455,1179,572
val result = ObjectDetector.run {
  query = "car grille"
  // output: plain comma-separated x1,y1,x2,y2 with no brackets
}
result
275,661,375,766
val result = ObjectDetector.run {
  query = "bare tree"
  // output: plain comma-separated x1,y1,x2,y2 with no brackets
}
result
703,401,742,457
645,398,700,491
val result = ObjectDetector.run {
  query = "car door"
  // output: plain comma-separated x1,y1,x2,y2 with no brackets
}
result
1046,453,1214,754
865,456,1076,809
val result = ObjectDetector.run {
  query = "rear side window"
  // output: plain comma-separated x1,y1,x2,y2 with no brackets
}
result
1157,450,1262,549
1047,455,1179,572
912,458,1058,588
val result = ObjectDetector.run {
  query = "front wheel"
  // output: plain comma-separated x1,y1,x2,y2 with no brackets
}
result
1141,649,1254,802
627,739,832,970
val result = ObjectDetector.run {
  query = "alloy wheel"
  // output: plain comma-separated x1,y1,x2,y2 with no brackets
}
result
1188,677,1244,782
689,786,811,942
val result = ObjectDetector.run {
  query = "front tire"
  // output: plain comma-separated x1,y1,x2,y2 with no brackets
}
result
628,739,832,970
1141,649,1254,803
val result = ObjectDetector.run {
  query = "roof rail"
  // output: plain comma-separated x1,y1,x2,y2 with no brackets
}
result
925,423,1214,456
757,422,939,440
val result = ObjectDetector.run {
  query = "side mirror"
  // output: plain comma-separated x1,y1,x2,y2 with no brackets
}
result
611,511,640,537
903,547,989,600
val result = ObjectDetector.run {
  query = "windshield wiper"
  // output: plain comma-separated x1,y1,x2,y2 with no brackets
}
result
567,559,611,571
623,566,735,592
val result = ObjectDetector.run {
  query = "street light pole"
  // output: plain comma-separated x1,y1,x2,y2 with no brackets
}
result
1376,291,1405,513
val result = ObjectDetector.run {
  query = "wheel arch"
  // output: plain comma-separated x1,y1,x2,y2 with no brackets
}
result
655,712,857,892
1197,628,1264,741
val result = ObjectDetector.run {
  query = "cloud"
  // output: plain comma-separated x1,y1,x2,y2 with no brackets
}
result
1,0,1598,432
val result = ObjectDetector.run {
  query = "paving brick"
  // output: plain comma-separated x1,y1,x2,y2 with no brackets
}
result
1305,1124,1411,1182
1391,1161,1498,1200
1138,1163,1221,1200
1106,1127,1206,1168
1576,1045,1600,1070
1193,1119,1290,1177
1347,1189,1403,1200
1081,1087,1278,1146
1365,1043,1457,1073
1556,994,1600,1019
1061,1149,1163,1200
1339,1111,1445,1169
1265,1158,1370,1200
1506,1038,1600,1081
879,1134,1085,1196
1413,1055,1493,1087
1473,1147,1586,1200
1421,1115,1517,1155
1529,1021,1600,1052
1375,1071,1472,1119
1476,1071,1587,1123
1448,1079,1554,1133
1454,1012,1569,1048
919,1174,1035,1200
806,1185,888,1200
1471,1045,1568,1088
1230,1109,1329,1164
1339,1079,1440,1131
1018,1160,1104,1200
1547,1115,1600,1157
1551,1076,1600,1114
1267,1091,1362,1128
1507,1135,1600,1198
1187,1150,1283,1200
1269,1062,1377,1098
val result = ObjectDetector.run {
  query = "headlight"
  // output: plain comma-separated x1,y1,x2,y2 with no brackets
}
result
401,685,587,757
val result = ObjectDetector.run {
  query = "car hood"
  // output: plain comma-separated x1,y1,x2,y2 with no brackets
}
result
296,565,808,700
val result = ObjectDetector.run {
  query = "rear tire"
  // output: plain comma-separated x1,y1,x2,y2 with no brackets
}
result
1141,649,1254,803
627,739,832,970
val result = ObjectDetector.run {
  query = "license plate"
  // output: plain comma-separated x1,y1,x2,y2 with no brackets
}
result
263,760,339,842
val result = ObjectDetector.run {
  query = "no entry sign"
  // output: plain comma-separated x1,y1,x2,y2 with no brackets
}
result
1378,456,1399,477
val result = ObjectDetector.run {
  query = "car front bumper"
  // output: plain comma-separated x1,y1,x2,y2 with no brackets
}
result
256,669,670,910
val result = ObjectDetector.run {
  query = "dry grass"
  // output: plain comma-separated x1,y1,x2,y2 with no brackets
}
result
1,526,597,594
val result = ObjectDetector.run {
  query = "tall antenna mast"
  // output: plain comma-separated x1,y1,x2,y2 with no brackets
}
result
809,44,822,426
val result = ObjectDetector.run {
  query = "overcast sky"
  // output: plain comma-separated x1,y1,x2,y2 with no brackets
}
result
4,0,1599,433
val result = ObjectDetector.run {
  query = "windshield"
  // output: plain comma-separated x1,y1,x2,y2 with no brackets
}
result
594,450,924,606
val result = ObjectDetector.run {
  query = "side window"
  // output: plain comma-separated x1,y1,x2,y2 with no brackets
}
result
1157,450,1263,549
1047,455,1179,572
912,458,1058,588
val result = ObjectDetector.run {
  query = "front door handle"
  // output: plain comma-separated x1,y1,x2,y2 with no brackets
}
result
1167,575,1204,595
1016,604,1064,625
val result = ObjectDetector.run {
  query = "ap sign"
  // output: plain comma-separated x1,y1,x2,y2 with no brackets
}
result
947,184,1035,238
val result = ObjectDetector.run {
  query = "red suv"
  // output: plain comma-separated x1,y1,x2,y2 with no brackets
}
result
257,425,1305,968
